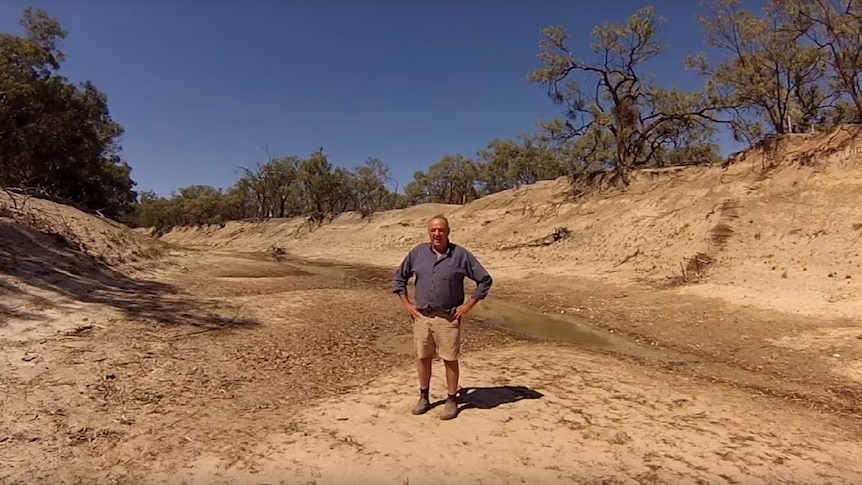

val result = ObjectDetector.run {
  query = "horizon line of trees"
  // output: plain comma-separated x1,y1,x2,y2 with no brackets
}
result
3,0,861,234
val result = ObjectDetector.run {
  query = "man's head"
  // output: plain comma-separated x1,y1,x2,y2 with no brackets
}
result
427,215,450,250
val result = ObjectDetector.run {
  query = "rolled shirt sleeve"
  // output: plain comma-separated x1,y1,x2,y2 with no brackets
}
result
464,249,493,301
392,251,413,296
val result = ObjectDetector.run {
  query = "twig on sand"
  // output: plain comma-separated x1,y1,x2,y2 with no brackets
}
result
167,307,243,340
123,409,202,443
614,248,641,267
168,327,222,340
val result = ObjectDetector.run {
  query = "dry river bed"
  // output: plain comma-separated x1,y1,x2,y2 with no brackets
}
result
1,249,861,484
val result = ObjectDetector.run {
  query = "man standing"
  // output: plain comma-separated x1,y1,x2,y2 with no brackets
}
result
393,215,493,420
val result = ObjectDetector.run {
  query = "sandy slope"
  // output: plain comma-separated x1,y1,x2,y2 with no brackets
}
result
160,128,862,320
1,191,174,339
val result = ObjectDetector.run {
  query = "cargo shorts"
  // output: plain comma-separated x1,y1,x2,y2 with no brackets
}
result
413,309,461,362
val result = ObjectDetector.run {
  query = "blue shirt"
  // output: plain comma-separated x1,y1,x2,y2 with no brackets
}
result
393,242,493,312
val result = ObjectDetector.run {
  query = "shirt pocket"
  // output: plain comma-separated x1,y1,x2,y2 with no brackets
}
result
439,272,463,283
440,260,465,280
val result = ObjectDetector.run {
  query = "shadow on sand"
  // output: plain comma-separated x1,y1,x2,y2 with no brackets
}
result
426,385,544,417
457,385,544,411
0,221,259,331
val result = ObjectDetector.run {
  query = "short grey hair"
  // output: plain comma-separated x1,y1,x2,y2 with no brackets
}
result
428,214,450,228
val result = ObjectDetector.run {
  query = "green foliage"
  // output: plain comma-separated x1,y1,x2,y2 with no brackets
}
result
689,0,831,141
404,154,481,205
527,7,723,186
476,136,567,194
128,149,405,232
689,0,862,141
0,8,136,218
778,0,862,123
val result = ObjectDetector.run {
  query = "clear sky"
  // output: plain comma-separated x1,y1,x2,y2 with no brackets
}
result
1,1,762,198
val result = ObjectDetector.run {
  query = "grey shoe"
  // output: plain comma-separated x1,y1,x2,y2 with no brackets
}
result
439,397,458,420
411,396,431,415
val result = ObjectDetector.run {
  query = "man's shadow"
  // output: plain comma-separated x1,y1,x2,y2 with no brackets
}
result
429,385,544,416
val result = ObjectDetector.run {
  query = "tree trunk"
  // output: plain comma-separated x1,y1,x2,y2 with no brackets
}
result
615,133,633,187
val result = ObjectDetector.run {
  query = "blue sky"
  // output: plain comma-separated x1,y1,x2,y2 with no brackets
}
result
1,1,762,198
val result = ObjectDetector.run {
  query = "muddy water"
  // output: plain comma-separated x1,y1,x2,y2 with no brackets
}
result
470,298,706,368
471,299,612,348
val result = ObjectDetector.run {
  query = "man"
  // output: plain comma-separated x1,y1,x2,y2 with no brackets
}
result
392,215,493,420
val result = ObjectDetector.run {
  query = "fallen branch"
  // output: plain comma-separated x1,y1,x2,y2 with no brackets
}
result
168,327,223,340
167,307,243,339
500,227,571,251
614,248,641,267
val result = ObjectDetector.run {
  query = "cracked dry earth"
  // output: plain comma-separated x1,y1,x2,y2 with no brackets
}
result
3,250,862,484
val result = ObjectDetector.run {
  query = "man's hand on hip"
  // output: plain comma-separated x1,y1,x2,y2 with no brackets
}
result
402,301,422,321
453,301,477,320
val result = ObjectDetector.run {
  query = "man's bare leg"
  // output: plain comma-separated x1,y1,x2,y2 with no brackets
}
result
439,359,460,420
418,357,432,390
444,359,459,395
411,357,433,415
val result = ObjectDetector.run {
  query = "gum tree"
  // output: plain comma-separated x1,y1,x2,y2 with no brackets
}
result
528,7,722,187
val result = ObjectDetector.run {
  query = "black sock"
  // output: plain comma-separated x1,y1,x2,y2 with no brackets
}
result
448,393,457,401
420,388,429,400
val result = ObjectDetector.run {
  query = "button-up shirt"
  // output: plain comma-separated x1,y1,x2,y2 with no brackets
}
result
393,242,493,312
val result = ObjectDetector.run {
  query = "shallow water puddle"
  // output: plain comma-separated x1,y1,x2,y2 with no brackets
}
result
471,299,612,349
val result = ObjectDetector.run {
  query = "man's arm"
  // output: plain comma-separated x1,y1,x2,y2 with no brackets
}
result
394,250,422,319
393,250,414,301
464,250,493,302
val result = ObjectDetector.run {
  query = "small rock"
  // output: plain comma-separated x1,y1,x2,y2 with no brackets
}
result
833,354,841,358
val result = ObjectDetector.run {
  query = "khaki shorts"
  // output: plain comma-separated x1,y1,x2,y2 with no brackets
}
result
413,311,461,361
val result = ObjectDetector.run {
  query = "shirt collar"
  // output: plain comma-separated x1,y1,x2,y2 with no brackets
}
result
428,241,454,256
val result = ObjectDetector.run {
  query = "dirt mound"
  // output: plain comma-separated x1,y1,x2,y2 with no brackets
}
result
1,192,170,267
0,192,180,333
161,126,862,319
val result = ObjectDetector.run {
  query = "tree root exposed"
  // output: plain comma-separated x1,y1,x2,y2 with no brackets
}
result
500,227,571,251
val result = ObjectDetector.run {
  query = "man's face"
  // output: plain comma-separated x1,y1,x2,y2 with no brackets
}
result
428,219,450,247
